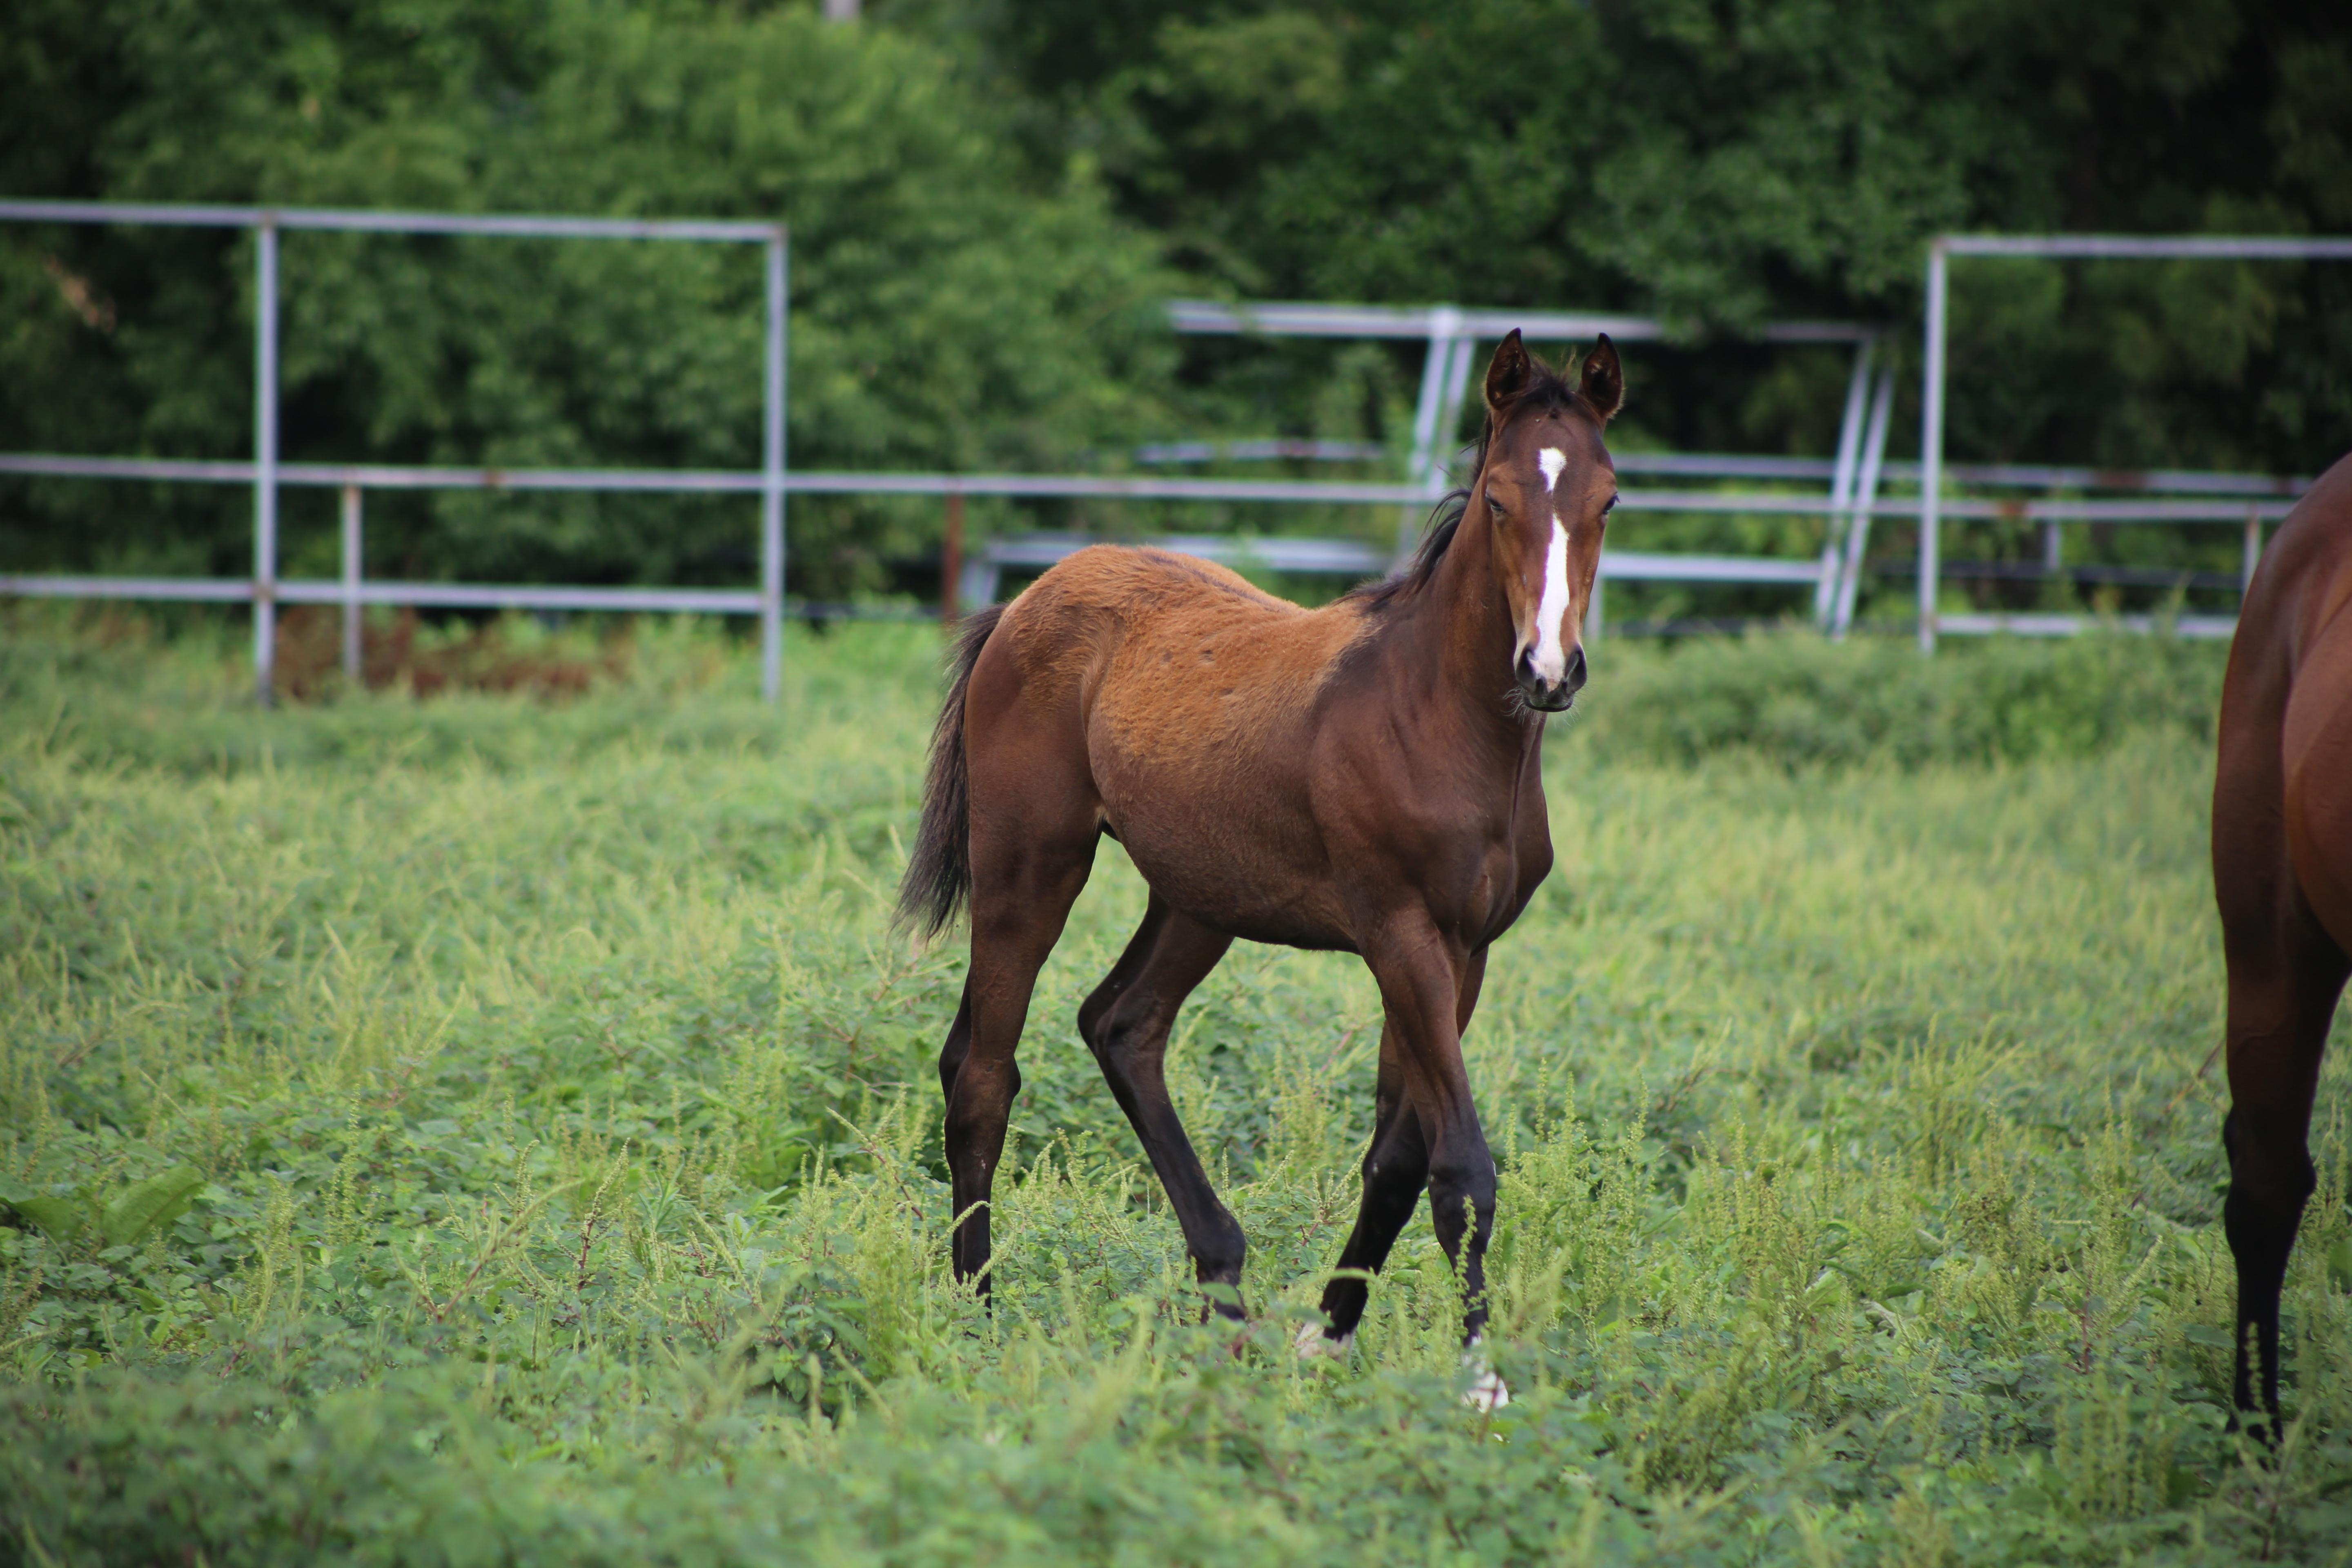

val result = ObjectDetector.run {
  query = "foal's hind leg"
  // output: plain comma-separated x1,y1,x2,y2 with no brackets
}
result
1313,947,1489,1347
1076,894,1241,1312
944,788,1101,1296
1312,1019,1429,1346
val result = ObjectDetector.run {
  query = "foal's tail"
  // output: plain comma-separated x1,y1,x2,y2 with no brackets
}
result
895,604,1006,939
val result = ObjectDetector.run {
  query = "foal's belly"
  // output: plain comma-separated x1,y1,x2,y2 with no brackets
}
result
1085,683,1365,948
1097,763,1359,951
1111,798,1540,955
1091,735,1542,956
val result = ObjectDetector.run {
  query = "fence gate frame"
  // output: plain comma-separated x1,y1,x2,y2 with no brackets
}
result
0,200,790,704
1166,298,1888,558
1916,232,2352,651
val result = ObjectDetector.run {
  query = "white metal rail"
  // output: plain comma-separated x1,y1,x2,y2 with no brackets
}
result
1169,297,1888,566
1166,300,1873,344
5,204,2333,694
1916,232,2352,650
0,200,790,703
954,533,1836,623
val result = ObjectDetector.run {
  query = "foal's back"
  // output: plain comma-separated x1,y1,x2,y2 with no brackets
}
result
998,544,1363,705
978,545,1377,941
993,545,1368,759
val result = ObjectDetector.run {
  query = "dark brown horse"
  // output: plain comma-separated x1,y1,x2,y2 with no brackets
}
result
2213,449,2352,1440
898,332,1621,1385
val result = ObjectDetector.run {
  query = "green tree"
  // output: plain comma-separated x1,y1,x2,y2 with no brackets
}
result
954,0,2352,472
1,0,1173,597
8,0,2349,607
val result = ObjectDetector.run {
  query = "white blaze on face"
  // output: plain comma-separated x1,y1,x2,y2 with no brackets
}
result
1529,448,1574,684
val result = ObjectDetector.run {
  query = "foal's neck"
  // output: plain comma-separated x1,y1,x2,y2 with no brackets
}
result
1394,500,1541,748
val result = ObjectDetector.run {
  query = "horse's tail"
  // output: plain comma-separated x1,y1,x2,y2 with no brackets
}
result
895,603,1006,939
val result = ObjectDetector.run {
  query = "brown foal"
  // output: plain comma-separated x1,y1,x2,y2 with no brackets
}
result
898,332,1621,1359
2212,449,2352,1441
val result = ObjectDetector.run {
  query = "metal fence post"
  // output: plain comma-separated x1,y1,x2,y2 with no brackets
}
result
760,227,788,704
1918,239,1949,653
1399,305,1464,559
1832,367,1896,640
254,215,280,704
341,483,363,682
1435,332,1476,485
1816,336,1874,626
2242,506,2264,596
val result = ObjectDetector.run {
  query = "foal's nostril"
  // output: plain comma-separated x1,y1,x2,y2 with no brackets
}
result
1563,644,1588,693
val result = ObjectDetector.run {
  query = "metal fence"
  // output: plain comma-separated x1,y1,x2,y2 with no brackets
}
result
924,300,2314,642
0,200,790,704
1167,297,1880,555
0,205,1909,700
1915,232,2352,650
3,203,2340,700
1165,295,1919,637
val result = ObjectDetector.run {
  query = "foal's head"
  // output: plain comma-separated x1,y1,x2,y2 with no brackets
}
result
1476,330,1623,712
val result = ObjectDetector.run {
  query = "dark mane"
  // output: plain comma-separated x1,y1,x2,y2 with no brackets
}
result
1346,350,1592,613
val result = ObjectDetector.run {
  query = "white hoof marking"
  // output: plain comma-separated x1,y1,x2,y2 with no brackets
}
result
1294,1323,1353,1362
1462,1338,1511,1411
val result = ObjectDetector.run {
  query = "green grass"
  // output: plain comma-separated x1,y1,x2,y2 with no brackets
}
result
1,609,2347,1566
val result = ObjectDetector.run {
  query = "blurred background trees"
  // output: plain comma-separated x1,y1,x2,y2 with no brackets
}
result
947,0,2351,466
0,0,1173,597
3,0,2348,600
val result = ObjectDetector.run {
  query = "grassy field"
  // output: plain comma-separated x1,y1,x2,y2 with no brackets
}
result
1,609,2347,1566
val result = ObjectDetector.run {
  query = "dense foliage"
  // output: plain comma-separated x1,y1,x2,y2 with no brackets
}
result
1,612,2347,1564
0,0,1172,597
956,0,2352,470
4,0,2348,603
1575,626,2230,768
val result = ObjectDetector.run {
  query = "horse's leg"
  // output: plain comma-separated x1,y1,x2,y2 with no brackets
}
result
936,980,973,1103
1311,1020,1426,1345
2220,918,2346,1436
1075,894,1242,1311
1359,930,1496,1345
1314,947,1487,1345
2214,654,2352,1437
946,791,1100,1296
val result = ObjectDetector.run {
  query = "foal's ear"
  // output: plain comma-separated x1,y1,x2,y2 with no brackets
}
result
1484,329,1534,411
1579,334,1624,423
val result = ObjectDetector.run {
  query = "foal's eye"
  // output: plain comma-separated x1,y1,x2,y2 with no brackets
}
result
1484,490,1504,515
1603,494,1619,514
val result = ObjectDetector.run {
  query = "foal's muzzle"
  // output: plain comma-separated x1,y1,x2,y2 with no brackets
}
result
1515,644,1586,712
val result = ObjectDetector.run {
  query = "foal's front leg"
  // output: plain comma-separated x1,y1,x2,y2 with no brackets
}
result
1312,1020,1428,1350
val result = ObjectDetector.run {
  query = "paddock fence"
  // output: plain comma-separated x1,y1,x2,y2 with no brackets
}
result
0,202,2334,703
1913,232,2352,650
